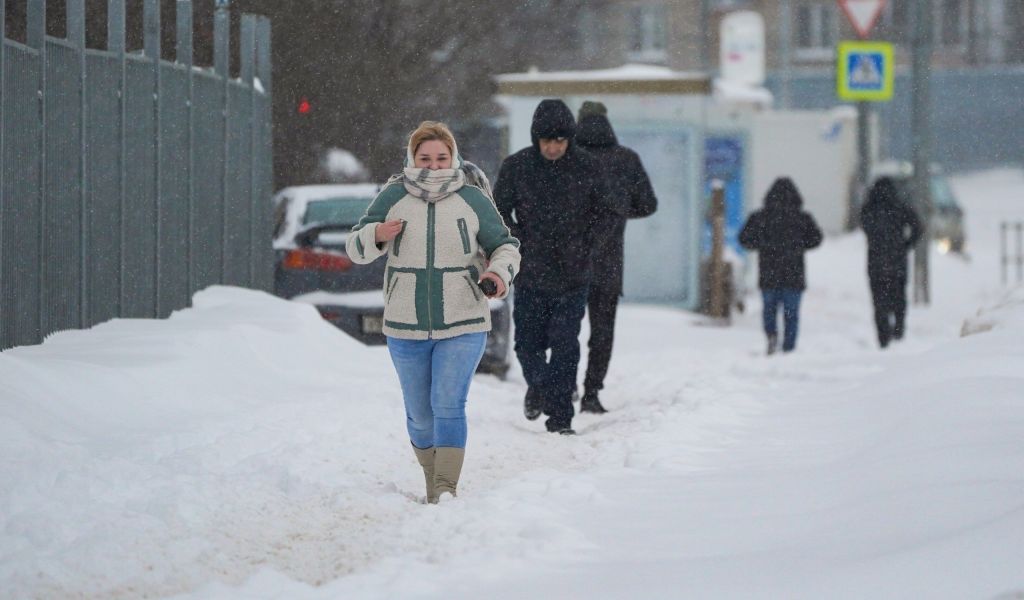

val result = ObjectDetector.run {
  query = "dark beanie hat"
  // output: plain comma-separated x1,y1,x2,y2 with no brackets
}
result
578,100,608,121
530,99,576,145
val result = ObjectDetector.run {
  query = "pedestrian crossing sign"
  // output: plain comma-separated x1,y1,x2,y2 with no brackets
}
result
837,41,894,101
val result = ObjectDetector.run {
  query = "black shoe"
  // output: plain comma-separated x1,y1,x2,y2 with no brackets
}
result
580,391,608,414
524,387,542,421
545,418,574,434
766,333,778,355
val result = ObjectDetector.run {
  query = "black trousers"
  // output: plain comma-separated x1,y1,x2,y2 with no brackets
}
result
584,286,619,394
869,272,907,346
513,286,589,430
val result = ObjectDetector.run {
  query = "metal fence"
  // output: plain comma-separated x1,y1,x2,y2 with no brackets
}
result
766,67,1024,173
1,0,273,350
1002,221,1024,286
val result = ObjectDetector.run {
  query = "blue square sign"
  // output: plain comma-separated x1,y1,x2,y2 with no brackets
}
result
847,52,885,91
837,41,894,101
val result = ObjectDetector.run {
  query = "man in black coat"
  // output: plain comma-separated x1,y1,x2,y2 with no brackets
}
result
739,177,823,354
494,99,618,434
860,176,922,348
574,101,658,413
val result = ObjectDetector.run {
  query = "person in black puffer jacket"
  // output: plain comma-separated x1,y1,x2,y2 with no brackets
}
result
739,177,823,354
494,99,619,434
860,176,922,348
574,101,657,414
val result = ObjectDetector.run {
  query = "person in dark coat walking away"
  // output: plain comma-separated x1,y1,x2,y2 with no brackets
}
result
574,101,658,413
860,176,922,348
739,177,823,354
494,99,618,435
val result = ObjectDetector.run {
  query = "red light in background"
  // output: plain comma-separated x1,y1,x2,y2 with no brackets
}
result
297,97,311,114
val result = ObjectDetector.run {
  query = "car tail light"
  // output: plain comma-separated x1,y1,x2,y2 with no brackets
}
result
282,248,353,272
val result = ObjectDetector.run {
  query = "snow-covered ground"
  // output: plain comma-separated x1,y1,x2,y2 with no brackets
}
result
2,170,1023,600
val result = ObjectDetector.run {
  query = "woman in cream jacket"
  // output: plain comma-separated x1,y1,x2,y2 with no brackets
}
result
347,121,520,503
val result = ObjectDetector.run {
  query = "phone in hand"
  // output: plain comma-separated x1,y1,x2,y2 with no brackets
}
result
478,278,497,296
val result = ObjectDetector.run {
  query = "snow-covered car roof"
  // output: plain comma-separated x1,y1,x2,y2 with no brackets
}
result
870,160,944,178
273,183,381,250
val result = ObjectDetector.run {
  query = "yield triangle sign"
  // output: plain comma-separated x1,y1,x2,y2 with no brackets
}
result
838,0,887,39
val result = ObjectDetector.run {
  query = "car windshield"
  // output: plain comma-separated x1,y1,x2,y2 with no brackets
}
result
930,176,957,209
302,197,372,228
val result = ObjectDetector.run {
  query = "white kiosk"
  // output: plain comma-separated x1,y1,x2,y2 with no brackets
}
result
494,65,712,310
494,59,864,311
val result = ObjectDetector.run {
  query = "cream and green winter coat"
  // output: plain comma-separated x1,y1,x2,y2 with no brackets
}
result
346,163,520,340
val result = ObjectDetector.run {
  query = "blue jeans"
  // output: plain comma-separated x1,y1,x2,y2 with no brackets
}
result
387,332,487,449
761,288,803,352
513,285,589,430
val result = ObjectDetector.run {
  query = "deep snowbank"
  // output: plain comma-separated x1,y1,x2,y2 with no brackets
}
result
2,168,1024,598
2,283,1023,599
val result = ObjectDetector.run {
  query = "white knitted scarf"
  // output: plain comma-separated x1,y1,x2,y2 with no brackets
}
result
402,167,466,203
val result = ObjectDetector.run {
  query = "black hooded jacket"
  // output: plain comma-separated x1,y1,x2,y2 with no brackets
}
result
860,177,923,279
739,178,823,290
494,100,618,293
575,114,658,295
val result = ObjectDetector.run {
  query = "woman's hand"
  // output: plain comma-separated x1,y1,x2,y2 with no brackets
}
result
374,220,404,243
479,272,506,298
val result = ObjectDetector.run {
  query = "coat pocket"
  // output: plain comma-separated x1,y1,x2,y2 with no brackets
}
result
456,218,471,254
441,270,485,325
384,270,419,325
392,221,407,256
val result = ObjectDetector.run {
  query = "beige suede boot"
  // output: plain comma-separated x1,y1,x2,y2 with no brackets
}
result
412,445,437,504
433,447,465,501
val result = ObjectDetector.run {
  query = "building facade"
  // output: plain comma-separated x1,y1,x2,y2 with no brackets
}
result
578,0,1024,72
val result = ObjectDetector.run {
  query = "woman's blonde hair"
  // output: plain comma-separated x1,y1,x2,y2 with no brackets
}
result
408,121,457,157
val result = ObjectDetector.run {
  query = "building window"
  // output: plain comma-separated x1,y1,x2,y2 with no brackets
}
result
883,2,912,42
794,4,837,59
628,3,668,64
709,0,753,9
937,0,966,47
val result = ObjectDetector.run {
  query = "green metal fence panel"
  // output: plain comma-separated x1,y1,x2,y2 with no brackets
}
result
224,82,252,288
1,5,272,350
1,44,43,347
190,71,225,296
158,63,191,317
253,90,274,291
85,51,123,326
43,41,84,335
121,56,158,319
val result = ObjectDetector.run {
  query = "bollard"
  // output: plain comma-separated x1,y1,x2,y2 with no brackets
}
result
708,181,728,319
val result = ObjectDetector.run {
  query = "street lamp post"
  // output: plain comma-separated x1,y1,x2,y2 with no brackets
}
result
910,0,933,305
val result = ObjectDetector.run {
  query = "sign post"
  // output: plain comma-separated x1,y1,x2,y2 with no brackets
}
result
836,0,887,230
910,0,934,305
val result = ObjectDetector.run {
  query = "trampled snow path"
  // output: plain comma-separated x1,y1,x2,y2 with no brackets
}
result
1,170,1023,599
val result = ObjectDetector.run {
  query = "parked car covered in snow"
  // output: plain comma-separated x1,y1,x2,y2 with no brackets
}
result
871,162,966,254
272,184,512,378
